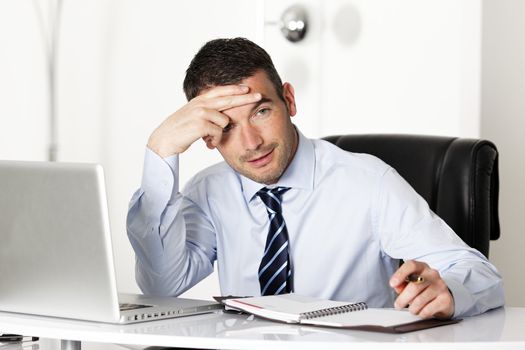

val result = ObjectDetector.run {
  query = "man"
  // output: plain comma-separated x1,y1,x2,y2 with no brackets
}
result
127,37,504,319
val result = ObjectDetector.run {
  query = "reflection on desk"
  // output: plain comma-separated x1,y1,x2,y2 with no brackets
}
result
119,307,510,342
1,307,524,349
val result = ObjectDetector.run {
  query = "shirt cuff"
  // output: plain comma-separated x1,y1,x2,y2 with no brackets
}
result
141,147,180,214
442,275,474,318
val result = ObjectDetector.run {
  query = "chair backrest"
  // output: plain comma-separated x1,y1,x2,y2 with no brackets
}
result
323,134,500,258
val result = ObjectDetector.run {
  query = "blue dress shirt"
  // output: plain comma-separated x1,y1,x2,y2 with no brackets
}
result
127,130,504,317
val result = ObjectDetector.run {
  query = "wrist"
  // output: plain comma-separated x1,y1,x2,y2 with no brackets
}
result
147,134,178,158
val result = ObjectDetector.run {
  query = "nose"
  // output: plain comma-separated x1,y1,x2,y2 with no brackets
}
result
240,123,263,151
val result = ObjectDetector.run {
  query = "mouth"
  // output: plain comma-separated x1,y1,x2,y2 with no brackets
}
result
246,148,274,168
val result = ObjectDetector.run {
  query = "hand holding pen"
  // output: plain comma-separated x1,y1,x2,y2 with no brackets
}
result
389,260,455,319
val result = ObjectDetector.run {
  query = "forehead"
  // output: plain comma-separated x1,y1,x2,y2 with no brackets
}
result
222,71,281,119
240,70,275,93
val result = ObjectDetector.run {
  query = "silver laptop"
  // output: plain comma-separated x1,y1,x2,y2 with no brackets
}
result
0,160,222,324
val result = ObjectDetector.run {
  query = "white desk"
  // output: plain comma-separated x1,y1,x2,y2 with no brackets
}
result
1,307,524,350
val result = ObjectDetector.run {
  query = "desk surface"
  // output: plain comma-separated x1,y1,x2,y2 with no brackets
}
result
1,307,524,349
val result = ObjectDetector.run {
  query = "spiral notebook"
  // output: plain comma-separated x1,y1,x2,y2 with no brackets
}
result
216,294,460,333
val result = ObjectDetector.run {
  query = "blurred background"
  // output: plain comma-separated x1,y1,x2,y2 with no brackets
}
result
1,0,523,306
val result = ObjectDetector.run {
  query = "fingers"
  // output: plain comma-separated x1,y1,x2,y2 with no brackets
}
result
185,108,228,149
393,275,431,310
404,286,449,318
196,107,230,129
420,293,455,319
390,260,454,319
189,86,261,150
148,84,260,157
405,283,434,314
194,84,262,111
389,260,424,288
199,84,250,98
202,92,262,112
202,122,224,149
148,107,227,156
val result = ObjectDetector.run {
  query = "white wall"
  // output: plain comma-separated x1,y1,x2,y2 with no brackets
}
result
481,0,525,307
0,1,49,161
318,0,481,137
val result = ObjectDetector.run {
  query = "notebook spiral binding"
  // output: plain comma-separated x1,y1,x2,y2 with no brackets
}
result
299,302,368,320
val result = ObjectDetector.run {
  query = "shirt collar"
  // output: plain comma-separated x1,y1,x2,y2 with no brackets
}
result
240,128,315,203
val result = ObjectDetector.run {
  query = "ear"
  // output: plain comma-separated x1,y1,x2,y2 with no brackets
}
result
282,82,297,117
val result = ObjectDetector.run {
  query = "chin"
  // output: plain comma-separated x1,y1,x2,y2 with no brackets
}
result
248,170,283,185
231,157,287,184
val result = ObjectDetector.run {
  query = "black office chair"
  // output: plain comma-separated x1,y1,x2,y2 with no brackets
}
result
323,134,500,258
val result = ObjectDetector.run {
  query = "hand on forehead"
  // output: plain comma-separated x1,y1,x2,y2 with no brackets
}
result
196,84,262,113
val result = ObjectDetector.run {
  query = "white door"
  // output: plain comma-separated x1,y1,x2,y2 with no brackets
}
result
262,0,481,139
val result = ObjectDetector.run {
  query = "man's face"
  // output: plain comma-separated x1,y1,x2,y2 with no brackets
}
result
210,70,298,184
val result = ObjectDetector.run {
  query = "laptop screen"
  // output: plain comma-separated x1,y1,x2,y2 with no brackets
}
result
0,160,121,322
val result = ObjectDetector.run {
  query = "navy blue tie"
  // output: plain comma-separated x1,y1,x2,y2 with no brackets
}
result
257,186,293,295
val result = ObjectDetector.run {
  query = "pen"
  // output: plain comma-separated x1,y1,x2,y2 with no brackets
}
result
405,274,425,284
0,334,39,342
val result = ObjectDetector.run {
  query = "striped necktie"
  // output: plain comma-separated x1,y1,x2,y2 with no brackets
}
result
257,186,293,295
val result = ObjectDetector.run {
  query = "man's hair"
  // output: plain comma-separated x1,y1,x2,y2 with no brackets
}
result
183,37,284,101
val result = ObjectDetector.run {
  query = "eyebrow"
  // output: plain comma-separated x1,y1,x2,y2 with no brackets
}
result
249,97,273,114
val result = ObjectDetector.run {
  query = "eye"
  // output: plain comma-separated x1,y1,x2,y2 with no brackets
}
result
223,123,235,133
255,107,270,117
